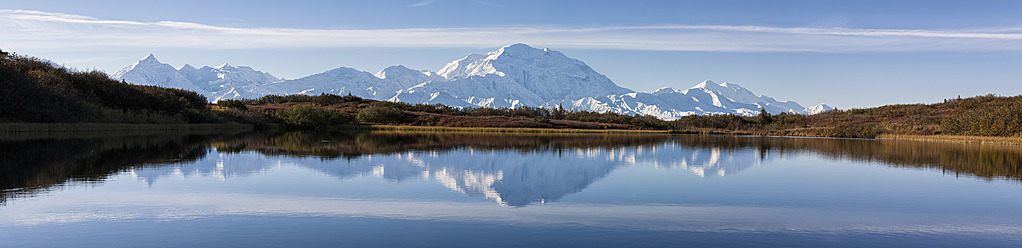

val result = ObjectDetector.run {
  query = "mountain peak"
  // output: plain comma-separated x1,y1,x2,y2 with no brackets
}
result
382,65,412,72
112,54,165,79
806,103,835,114
690,80,748,91
331,66,361,72
719,81,747,90
438,43,583,79
653,87,682,94
178,64,197,71
135,54,162,66
691,80,717,89
376,65,423,79
497,43,537,52
490,43,562,60
110,44,814,119
320,67,370,77
112,53,206,94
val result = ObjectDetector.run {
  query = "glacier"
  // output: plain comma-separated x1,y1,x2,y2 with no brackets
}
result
112,43,831,119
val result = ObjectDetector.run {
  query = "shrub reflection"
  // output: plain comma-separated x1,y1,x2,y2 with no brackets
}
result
2,131,1020,204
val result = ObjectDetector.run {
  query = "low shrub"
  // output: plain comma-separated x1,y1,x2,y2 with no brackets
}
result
216,99,248,110
356,105,411,124
273,104,351,129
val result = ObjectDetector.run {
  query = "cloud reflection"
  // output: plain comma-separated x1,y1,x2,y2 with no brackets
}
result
3,190,1021,240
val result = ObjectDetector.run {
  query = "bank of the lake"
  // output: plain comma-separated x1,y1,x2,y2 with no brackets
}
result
0,123,254,139
365,125,1022,146
880,134,1022,146
8,123,1022,147
366,125,671,134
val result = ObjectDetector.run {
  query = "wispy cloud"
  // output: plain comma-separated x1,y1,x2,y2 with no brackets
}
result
409,0,434,7
2,9,1022,53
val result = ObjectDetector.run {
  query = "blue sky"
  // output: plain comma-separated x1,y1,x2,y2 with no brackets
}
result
1,0,1020,108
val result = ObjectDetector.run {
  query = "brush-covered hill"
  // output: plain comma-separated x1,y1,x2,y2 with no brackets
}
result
0,49,274,125
810,94,1022,137
0,49,657,130
672,94,1022,138
0,49,210,123
4,48,1019,139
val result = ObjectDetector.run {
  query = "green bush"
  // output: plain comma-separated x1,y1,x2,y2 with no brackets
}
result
942,101,1022,137
216,99,248,110
312,93,345,106
247,93,368,105
273,104,351,129
209,107,274,127
356,105,411,124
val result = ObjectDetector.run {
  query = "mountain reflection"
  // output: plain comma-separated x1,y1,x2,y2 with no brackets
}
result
133,132,750,206
2,131,1021,206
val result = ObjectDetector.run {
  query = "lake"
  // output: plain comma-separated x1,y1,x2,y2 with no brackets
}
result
2,131,1021,247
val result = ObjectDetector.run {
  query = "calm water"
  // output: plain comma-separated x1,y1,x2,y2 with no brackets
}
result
2,131,1022,247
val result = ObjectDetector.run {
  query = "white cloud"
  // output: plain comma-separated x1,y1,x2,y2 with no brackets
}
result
2,9,1022,53
409,0,434,7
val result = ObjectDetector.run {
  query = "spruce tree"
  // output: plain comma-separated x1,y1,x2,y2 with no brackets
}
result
757,108,774,125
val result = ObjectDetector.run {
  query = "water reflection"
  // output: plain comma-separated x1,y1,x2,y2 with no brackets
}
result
2,131,1021,206
0,132,235,205
129,132,774,206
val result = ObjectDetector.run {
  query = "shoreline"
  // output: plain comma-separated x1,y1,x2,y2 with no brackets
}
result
878,134,1022,146
363,125,671,134
0,123,254,132
4,123,1021,146
0,123,255,140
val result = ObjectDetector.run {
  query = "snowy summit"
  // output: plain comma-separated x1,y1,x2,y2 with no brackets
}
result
112,43,831,119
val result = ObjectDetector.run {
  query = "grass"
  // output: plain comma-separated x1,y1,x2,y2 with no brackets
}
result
367,124,670,133
7,122,1021,147
0,123,253,135
879,134,1022,146
371,126,1022,146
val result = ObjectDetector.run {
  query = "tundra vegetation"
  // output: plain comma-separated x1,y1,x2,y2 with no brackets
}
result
3,49,1021,138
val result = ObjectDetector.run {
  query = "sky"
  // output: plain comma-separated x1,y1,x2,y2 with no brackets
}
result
1,0,1020,108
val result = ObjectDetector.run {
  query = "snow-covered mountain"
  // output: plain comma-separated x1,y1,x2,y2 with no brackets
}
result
562,80,812,119
251,65,442,101
390,43,633,108
112,44,831,118
112,54,207,94
179,63,282,101
112,54,282,102
805,103,836,114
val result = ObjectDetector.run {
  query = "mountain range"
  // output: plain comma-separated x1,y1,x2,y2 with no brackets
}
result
112,43,832,119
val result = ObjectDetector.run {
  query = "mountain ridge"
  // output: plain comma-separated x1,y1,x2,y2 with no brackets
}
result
112,43,831,119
